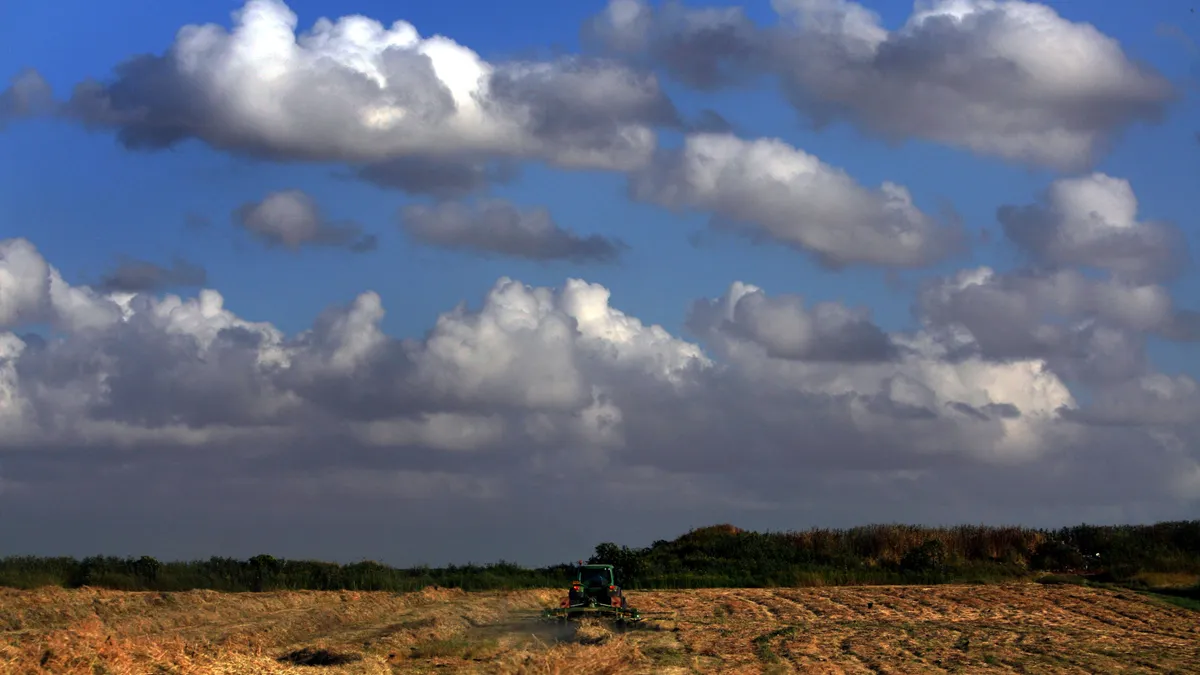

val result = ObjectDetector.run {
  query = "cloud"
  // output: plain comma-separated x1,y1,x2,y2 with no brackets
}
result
997,173,1190,283
95,257,208,293
582,0,768,90
586,0,1176,170
46,0,674,175
354,154,520,199
3,236,1199,562
687,281,896,362
0,238,121,333
232,190,377,252
0,238,1076,463
2,0,1197,567
398,200,627,262
915,266,1198,384
0,69,54,129
629,132,964,268
0,239,1166,471
1063,374,1200,427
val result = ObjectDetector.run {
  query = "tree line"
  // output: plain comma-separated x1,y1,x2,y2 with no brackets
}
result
1,521,1197,593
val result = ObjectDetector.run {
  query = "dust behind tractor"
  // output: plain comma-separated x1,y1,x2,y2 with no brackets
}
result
541,561,642,623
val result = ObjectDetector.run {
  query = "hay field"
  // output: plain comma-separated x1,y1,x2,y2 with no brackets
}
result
2,583,1198,674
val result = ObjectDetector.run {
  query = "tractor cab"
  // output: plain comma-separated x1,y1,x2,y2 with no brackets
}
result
576,564,614,589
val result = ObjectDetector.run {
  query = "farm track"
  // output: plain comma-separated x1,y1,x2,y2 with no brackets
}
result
1,583,1198,673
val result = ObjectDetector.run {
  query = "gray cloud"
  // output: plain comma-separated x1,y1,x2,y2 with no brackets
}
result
913,266,1200,385
687,281,896,362
95,256,207,293
997,173,1190,283
232,190,377,252
484,55,682,153
582,0,768,90
0,69,54,129
399,200,627,262
586,0,1177,170
354,155,521,200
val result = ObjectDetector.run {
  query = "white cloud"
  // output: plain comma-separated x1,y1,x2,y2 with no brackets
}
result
777,0,1177,169
687,281,895,361
630,133,963,267
588,0,1175,170
2,237,1084,468
58,0,676,173
688,282,1077,463
998,173,1189,283
0,238,121,332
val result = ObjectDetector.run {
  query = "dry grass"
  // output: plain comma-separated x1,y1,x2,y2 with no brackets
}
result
1131,571,1200,588
2,583,1198,674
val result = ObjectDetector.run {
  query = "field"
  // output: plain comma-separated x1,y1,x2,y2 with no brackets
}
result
2,583,1198,674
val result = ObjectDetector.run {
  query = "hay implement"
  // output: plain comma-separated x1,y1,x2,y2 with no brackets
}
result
541,562,642,623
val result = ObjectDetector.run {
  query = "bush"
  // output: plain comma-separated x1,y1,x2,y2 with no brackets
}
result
900,539,947,575
1031,540,1084,572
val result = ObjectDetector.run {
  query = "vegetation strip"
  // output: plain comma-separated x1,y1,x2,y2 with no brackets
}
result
2,522,1198,603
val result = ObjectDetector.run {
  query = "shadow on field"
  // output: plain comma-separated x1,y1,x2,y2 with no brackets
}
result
277,647,363,666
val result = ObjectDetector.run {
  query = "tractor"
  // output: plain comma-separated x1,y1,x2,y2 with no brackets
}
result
541,561,642,623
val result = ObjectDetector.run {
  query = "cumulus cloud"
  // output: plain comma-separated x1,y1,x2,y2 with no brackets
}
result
587,0,1176,170
95,256,207,293
0,238,121,333
48,0,675,175
630,133,964,268
915,266,1199,384
997,173,1189,283
398,200,627,262
687,281,896,361
3,236,1199,562
233,190,377,251
0,237,1156,470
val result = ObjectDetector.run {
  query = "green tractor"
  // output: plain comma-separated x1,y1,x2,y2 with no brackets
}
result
541,561,642,623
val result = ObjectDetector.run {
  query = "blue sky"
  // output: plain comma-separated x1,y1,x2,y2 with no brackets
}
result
1,0,1199,564
4,0,1196,347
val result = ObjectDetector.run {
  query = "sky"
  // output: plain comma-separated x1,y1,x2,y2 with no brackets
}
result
0,0,1198,567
